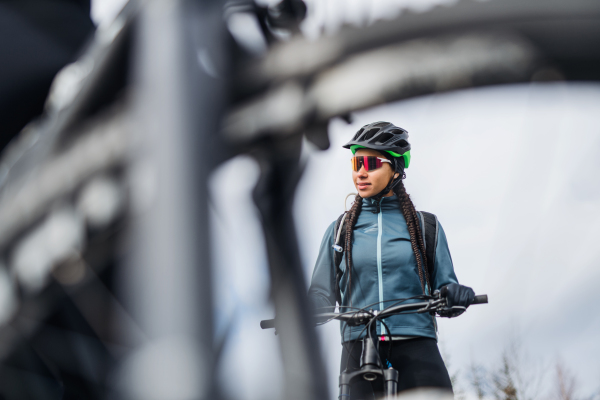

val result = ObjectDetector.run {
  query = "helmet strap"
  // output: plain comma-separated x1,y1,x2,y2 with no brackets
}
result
369,161,405,210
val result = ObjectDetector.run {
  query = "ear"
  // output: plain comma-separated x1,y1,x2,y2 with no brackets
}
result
393,172,400,179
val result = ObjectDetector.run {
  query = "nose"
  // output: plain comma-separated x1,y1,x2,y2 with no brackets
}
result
357,166,368,177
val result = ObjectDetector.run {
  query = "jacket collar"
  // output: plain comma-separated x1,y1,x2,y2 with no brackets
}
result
361,194,400,213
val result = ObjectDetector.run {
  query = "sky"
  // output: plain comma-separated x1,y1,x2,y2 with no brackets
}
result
88,0,600,398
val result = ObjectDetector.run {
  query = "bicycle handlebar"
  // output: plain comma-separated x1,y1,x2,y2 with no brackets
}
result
260,319,276,329
260,294,488,329
473,294,488,304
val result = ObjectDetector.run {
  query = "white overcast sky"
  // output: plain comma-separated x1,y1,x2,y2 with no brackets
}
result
89,1,600,398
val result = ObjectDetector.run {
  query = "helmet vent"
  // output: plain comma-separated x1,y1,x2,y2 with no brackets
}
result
371,132,394,144
362,128,380,141
395,139,408,147
372,121,389,127
389,129,405,135
352,128,365,140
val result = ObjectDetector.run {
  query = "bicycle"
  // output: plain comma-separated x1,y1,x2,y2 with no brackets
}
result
261,288,488,399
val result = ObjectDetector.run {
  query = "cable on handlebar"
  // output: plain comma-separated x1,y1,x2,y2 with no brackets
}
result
340,295,431,372
346,295,433,315
316,309,377,327
316,295,434,323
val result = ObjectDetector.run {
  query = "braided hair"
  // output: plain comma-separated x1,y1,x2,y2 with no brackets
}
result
393,180,431,294
343,180,431,306
344,194,363,308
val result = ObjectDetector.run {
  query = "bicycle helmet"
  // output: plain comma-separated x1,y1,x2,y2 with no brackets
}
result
343,121,411,205
343,121,411,169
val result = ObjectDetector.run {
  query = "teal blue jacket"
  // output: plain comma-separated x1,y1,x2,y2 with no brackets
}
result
307,194,458,342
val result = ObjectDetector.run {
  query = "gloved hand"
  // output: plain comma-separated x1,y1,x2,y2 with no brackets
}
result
438,283,475,318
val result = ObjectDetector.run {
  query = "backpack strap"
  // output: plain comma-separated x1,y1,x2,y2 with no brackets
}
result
417,211,439,292
332,212,347,306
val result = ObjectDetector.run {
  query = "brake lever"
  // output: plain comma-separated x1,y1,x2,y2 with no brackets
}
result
417,298,445,313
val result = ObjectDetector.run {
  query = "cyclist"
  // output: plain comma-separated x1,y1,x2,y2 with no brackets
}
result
307,121,475,398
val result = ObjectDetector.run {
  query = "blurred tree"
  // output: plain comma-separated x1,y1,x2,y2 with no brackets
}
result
554,360,577,400
492,354,519,400
468,362,488,399
463,334,548,400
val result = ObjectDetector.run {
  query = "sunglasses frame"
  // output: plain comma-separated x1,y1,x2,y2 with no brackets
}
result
351,156,392,172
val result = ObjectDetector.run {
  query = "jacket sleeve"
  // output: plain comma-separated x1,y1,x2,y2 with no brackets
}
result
432,220,459,290
307,221,337,312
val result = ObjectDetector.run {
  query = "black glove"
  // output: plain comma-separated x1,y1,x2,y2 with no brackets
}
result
438,283,475,318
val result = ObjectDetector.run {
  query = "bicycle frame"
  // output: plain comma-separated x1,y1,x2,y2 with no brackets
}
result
339,336,399,400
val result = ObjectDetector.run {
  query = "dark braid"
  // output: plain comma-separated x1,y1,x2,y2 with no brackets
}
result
344,194,362,308
394,181,431,294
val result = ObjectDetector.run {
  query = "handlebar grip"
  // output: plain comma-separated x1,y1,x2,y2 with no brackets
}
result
472,294,488,304
260,319,275,329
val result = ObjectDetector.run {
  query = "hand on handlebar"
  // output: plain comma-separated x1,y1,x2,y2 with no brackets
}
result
438,283,475,318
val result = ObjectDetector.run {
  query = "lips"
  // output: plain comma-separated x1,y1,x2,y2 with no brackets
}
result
357,182,371,190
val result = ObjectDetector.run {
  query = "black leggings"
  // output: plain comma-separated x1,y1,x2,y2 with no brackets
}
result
340,337,453,399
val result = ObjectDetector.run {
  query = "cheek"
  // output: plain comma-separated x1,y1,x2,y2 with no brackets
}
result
372,169,392,188
371,170,386,184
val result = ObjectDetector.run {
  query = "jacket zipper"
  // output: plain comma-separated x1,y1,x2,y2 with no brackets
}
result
377,204,385,335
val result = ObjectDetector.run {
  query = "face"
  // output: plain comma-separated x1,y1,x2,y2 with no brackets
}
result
352,149,399,198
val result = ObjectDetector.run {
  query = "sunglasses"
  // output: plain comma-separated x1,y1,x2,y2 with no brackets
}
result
351,156,392,172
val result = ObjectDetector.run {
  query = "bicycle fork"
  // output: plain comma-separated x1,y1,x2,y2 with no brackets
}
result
338,338,399,399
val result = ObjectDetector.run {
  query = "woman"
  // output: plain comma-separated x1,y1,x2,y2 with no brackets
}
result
307,121,475,398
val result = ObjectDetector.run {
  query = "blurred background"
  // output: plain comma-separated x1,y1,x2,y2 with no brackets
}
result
1,0,599,399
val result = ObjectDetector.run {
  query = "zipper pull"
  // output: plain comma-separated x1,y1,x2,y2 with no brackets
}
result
372,198,382,214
